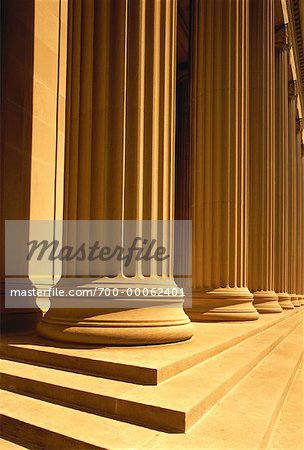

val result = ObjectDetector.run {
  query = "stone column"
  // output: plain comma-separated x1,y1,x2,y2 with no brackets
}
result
274,25,294,309
37,0,193,345
296,118,304,305
187,0,259,321
248,0,282,313
300,141,304,305
287,81,301,307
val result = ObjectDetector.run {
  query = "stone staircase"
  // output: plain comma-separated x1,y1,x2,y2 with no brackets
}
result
0,309,303,449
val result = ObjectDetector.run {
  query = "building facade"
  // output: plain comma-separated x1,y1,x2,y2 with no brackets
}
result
1,0,303,448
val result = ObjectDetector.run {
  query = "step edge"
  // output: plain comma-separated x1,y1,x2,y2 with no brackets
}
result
157,310,302,382
0,414,103,450
259,353,303,449
185,320,303,431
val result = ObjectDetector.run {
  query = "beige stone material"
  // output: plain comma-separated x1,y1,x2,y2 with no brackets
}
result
1,311,301,433
1,0,304,445
248,0,282,314
0,438,26,449
296,118,304,306
0,390,157,450
2,311,299,385
37,0,193,345
1,316,303,448
301,138,304,306
143,324,303,449
288,81,301,307
30,0,67,221
269,362,304,450
274,25,294,310
188,0,258,321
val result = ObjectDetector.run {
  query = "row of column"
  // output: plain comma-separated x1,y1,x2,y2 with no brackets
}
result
38,0,303,345
189,0,304,322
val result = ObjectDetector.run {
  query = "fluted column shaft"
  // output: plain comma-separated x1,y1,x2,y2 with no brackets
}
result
248,0,282,313
287,81,301,307
296,118,304,305
301,141,304,304
188,0,259,321
274,25,294,309
38,0,193,345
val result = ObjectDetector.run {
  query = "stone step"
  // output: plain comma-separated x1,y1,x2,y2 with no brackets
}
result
1,310,299,385
0,438,27,449
1,311,302,433
0,390,157,450
267,361,303,450
141,324,304,449
1,323,302,449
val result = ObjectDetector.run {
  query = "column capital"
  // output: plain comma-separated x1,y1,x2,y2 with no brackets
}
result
275,24,290,50
288,80,298,99
296,117,303,134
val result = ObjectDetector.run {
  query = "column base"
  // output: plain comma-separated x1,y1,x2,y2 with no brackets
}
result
296,294,304,306
37,277,194,345
186,287,259,322
253,291,283,313
290,294,301,307
276,293,294,310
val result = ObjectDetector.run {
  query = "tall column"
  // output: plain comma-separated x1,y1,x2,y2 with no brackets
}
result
287,81,301,307
300,141,304,305
248,0,282,313
274,25,294,309
296,118,304,305
188,0,259,321
37,0,193,345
